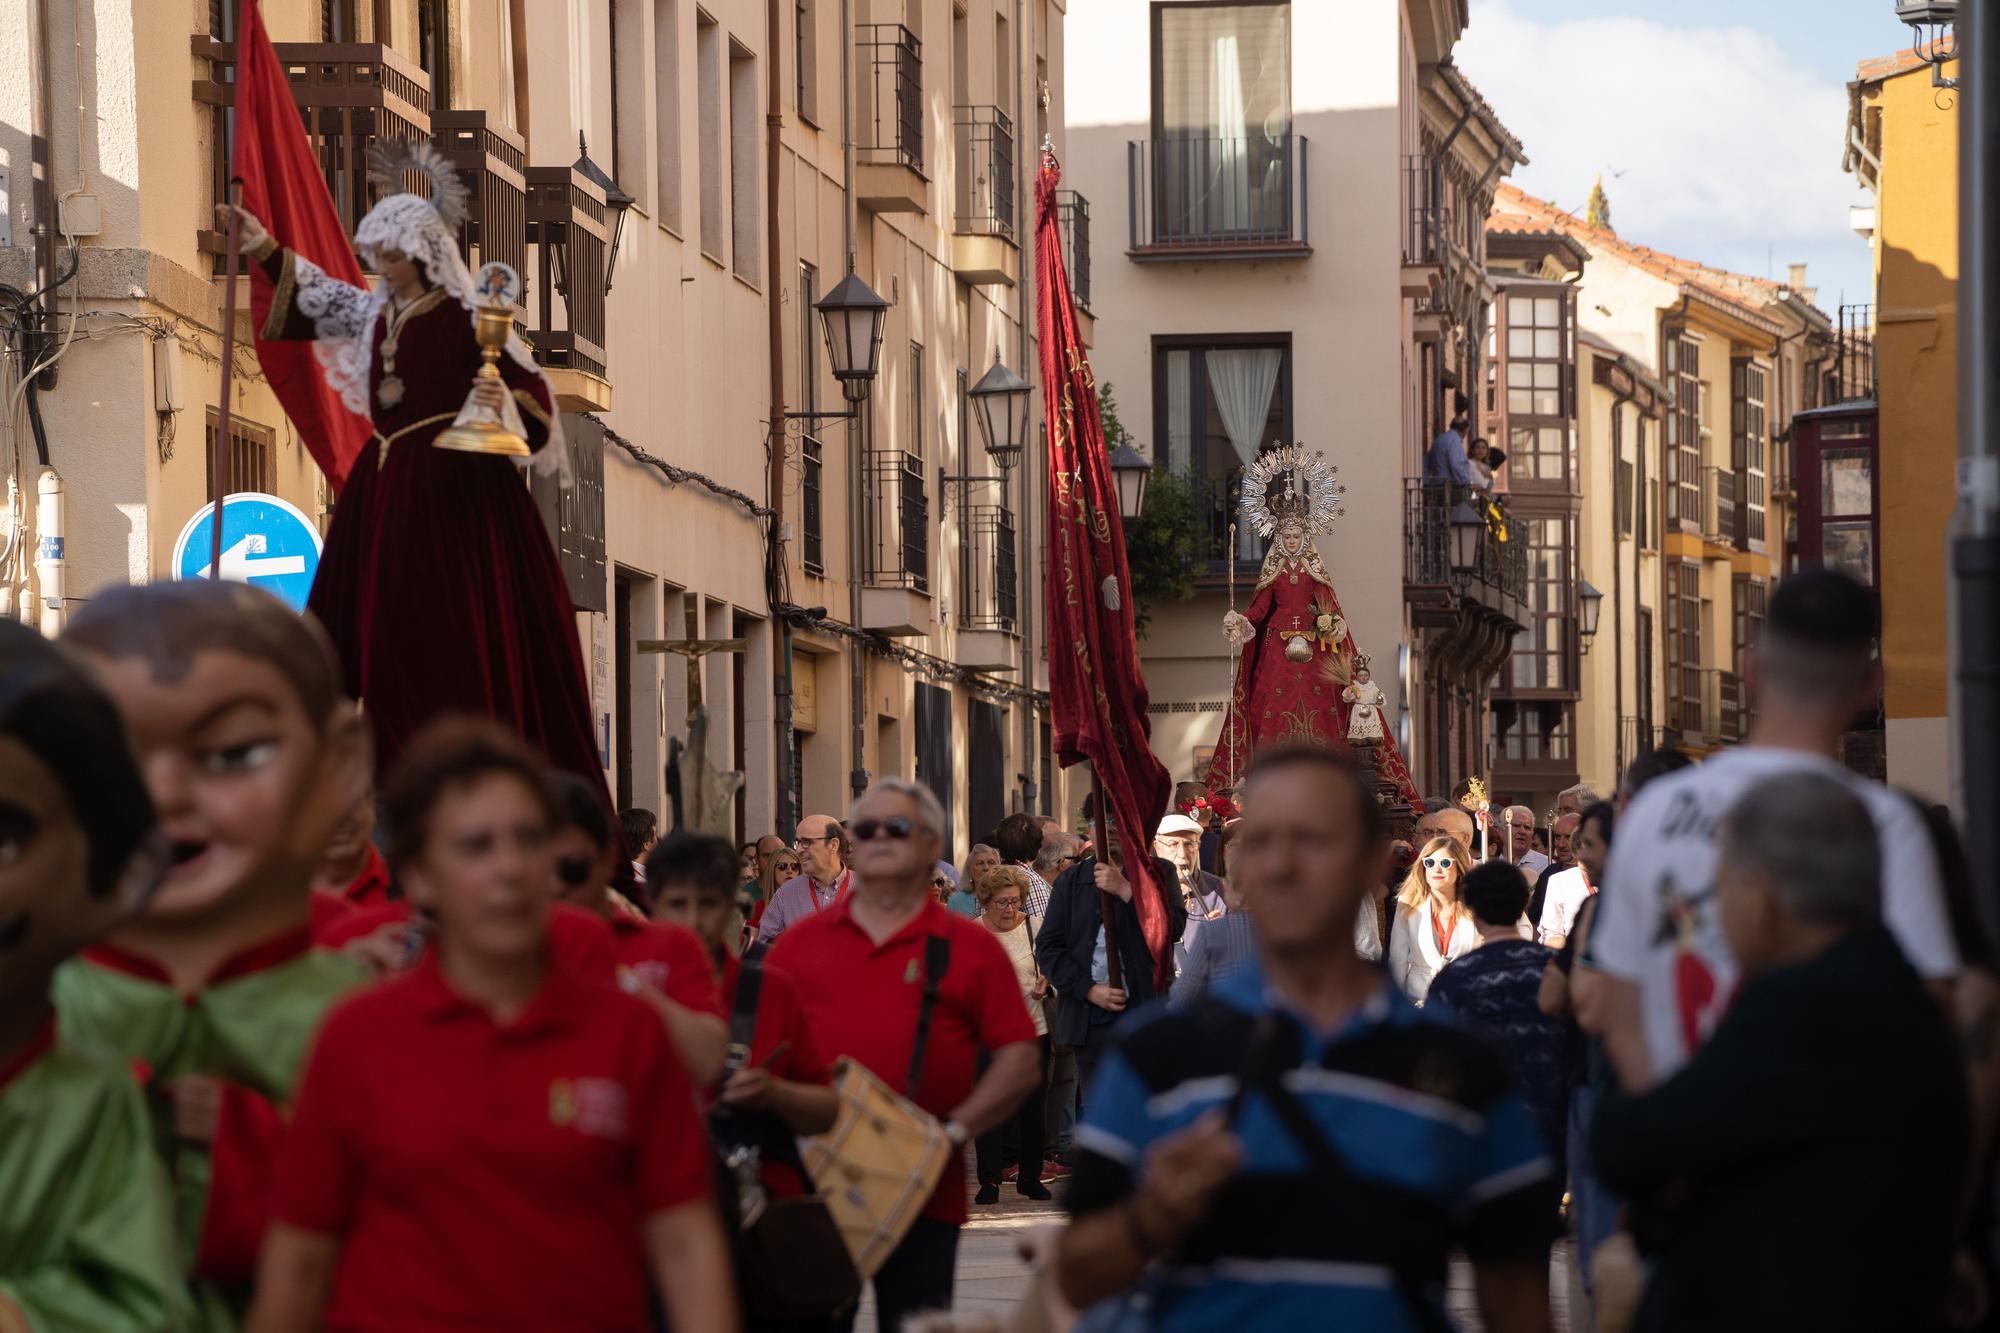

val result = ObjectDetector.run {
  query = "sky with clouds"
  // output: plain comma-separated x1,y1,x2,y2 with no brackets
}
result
1455,0,1918,312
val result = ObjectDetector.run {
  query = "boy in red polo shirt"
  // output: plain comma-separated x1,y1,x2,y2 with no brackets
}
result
548,773,727,1084
249,720,734,1333
770,780,1040,1333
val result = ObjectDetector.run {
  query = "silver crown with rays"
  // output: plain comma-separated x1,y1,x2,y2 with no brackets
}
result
1239,443,1346,538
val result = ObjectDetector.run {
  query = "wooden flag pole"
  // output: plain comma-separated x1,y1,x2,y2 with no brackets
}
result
1225,520,1241,793
211,180,245,577
1091,772,1123,992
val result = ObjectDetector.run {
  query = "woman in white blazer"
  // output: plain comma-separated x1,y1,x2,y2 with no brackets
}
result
1387,834,1479,1003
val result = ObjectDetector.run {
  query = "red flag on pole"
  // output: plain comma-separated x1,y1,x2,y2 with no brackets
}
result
1034,148,1175,993
233,0,371,488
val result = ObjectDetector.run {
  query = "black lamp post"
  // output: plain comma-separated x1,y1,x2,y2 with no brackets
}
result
968,356,1032,471
815,269,892,408
1577,578,1603,654
1110,442,1151,522
1898,0,1960,88
1450,500,1485,574
573,134,636,294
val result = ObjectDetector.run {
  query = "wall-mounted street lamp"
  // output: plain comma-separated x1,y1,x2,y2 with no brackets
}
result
573,134,636,294
784,267,893,426
1577,578,1603,654
968,356,1033,470
1110,441,1151,522
1450,500,1485,575
1896,0,1959,90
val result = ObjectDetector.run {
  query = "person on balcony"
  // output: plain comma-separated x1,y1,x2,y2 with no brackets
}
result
216,139,610,824
1423,412,1486,492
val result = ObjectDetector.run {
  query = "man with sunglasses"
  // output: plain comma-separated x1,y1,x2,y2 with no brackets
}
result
547,774,728,1083
756,814,853,945
770,780,1040,1332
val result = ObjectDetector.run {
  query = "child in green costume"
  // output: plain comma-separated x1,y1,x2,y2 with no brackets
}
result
55,582,373,1328
0,619,191,1333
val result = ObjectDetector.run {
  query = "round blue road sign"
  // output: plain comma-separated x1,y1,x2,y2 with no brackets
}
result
171,493,324,611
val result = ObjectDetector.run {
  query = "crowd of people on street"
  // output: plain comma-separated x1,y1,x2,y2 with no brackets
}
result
2,564,1992,1332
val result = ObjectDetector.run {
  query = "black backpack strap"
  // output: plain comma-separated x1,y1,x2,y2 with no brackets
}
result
1228,1013,1455,1333
905,934,951,1097
723,961,766,1080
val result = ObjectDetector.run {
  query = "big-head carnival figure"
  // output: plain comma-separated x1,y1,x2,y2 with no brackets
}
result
220,139,605,801
1203,444,1421,810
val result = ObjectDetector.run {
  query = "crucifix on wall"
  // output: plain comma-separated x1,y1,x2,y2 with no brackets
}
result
636,635,748,836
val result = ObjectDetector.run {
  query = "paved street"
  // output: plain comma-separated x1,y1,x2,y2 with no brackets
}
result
856,1179,1578,1331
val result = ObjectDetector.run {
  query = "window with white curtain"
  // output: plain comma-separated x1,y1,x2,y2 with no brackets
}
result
1153,337,1291,567
1149,3,1291,242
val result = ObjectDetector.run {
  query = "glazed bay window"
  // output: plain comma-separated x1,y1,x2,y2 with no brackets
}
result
1666,332,1702,528
1155,337,1292,568
1500,287,1574,486
1731,358,1768,549
1507,513,1573,692
1146,2,1293,246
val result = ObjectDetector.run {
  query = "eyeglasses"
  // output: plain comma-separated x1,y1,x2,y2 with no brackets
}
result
932,876,951,889
793,833,838,849
988,896,1022,910
775,861,802,876
851,817,917,842
1420,854,1458,871
555,855,594,887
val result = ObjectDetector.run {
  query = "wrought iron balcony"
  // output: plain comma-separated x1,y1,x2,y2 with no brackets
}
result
1056,189,1092,313
525,163,609,382
1402,154,1449,269
1402,480,1529,613
1832,302,1878,403
1126,134,1309,258
866,449,929,592
192,38,433,268
856,23,923,172
959,501,1018,632
953,106,1015,239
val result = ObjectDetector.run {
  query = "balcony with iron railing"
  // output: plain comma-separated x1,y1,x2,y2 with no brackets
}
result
1126,134,1309,260
1402,481,1529,618
1056,189,1092,314
1401,154,1450,298
952,105,1017,286
859,449,930,635
1831,302,1878,403
855,23,925,213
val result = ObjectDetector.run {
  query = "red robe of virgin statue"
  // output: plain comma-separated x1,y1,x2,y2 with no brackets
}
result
260,252,604,794
1204,540,1421,810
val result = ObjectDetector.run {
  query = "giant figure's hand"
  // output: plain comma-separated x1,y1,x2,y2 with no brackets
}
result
213,204,274,260
1221,610,1252,646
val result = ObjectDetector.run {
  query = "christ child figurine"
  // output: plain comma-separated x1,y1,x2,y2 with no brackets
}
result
0,621,191,1333
55,581,373,1326
1344,660,1387,744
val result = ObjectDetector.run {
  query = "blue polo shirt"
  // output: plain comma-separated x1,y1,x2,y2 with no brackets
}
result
1068,958,1559,1330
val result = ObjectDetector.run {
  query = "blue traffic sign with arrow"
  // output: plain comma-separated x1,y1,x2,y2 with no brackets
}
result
171,492,324,611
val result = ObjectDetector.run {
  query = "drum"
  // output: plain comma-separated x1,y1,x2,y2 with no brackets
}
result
802,1057,953,1279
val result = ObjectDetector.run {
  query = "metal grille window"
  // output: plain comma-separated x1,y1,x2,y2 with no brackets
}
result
1731,358,1768,549
801,435,824,575
204,409,276,497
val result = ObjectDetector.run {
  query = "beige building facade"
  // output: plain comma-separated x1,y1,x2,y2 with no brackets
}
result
1065,0,1524,807
2,0,1071,849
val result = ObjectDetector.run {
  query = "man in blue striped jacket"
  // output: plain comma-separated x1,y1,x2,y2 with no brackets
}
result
1055,745,1560,1332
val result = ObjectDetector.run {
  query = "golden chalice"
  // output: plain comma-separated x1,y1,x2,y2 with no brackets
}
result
435,262,531,457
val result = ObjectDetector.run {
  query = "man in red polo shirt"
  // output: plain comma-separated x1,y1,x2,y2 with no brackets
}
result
771,779,1040,1332
548,773,727,1084
249,719,734,1332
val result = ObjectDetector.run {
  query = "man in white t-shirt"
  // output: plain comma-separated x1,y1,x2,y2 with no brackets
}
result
1589,570,1959,1091
1504,805,1551,882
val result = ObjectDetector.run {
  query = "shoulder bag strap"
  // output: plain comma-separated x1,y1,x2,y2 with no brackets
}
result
722,961,766,1081
905,934,952,1097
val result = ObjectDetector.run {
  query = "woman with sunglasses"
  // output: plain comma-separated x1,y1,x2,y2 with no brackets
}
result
971,866,1053,1205
1387,835,1479,1004
248,720,737,1333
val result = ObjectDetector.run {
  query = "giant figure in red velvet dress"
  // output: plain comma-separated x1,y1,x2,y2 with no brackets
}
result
226,142,605,798
1203,445,1422,810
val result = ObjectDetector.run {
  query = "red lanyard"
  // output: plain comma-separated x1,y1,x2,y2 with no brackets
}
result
807,870,852,914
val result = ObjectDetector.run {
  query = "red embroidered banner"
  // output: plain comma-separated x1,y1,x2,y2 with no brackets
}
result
234,0,371,487
1034,149,1173,991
